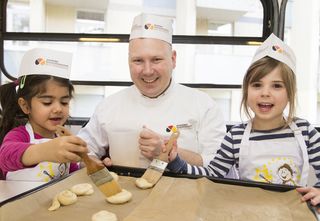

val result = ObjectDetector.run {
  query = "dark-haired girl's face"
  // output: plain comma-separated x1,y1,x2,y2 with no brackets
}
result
26,80,71,138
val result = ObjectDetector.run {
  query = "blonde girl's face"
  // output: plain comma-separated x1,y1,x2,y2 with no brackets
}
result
247,67,288,130
19,80,71,138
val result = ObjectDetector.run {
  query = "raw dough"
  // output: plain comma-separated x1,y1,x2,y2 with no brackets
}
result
71,183,94,196
91,210,117,221
84,188,94,195
105,189,132,204
48,194,60,211
135,177,153,189
110,171,119,182
57,190,78,206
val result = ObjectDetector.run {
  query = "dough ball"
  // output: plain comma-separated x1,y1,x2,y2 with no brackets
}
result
57,190,77,206
84,188,94,195
71,183,94,196
105,189,132,204
91,210,117,221
48,194,60,211
135,177,153,189
110,171,119,182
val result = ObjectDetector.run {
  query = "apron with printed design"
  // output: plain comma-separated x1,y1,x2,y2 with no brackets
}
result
6,123,70,182
238,121,309,186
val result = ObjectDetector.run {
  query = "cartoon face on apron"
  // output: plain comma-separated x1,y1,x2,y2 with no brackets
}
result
6,123,70,182
238,120,309,186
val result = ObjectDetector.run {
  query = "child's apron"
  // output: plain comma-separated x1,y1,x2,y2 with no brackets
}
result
6,123,70,182
238,120,309,186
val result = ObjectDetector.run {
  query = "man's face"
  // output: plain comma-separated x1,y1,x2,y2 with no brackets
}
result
128,38,176,98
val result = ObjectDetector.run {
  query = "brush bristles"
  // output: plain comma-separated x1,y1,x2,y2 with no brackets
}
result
89,168,122,197
141,168,164,185
98,179,122,197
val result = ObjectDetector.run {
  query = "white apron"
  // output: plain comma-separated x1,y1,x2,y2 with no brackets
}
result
238,121,309,186
6,123,70,182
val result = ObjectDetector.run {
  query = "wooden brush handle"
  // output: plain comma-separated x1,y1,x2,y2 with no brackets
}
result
55,125,105,174
158,131,180,162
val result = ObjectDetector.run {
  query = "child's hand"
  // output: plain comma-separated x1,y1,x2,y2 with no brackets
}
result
168,140,178,162
22,135,88,166
49,135,88,163
296,187,320,212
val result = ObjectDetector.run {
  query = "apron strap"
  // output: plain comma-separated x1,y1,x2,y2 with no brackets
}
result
25,122,35,142
288,121,310,186
235,121,252,180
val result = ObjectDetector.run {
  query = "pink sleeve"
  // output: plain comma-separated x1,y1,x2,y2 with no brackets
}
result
0,126,31,174
69,163,79,173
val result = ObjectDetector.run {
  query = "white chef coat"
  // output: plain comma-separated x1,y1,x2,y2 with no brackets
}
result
77,81,225,168
6,123,70,182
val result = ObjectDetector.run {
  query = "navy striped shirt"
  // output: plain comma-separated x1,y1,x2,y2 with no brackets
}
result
168,118,320,185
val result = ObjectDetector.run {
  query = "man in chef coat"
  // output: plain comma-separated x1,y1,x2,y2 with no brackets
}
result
77,13,226,168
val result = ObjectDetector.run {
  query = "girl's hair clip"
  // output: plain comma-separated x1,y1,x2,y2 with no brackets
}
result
19,75,27,89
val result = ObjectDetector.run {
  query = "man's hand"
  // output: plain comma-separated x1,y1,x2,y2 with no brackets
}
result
138,126,166,160
102,157,113,167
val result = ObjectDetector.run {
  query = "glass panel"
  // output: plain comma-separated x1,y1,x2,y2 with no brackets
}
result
3,39,256,121
4,40,258,84
7,0,264,37
283,0,320,126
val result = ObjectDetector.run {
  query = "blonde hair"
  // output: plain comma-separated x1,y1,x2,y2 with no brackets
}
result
240,57,296,126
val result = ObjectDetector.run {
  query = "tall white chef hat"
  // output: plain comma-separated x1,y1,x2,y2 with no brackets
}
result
18,48,72,79
129,13,173,44
251,33,296,74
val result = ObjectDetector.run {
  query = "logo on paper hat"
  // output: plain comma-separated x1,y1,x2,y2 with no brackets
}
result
18,48,72,79
129,13,173,44
251,33,296,74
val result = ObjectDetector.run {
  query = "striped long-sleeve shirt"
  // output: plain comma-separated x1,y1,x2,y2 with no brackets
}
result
167,118,320,185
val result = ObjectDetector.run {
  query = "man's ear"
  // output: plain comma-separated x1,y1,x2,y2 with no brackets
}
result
18,98,30,114
171,50,177,69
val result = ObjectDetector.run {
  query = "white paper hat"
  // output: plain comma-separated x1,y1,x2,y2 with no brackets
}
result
129,13,173,44
251,33,296,73
18,48,72,79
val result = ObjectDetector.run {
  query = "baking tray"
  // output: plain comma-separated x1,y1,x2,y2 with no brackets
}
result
0,176,67,207
110,165,320,219
110,165,303,192
1,164,319,217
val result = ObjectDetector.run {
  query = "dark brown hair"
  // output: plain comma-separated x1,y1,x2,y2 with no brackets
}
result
0,75,74,143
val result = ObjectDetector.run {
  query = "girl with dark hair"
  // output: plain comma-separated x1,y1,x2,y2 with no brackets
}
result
0,48,87,182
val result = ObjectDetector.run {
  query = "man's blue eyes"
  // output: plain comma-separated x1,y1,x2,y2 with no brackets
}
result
133,58,163,63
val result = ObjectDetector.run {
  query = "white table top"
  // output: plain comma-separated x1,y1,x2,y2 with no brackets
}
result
0,180,45,204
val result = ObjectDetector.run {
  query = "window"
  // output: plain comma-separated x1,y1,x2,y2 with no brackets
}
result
76,10,105,33
282,0,320,124
1,0,275,122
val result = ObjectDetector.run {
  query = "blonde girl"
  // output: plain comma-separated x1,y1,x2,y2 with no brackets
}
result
168,33,320,210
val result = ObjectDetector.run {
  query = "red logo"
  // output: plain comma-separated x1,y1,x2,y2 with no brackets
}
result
144,23,155,30
272,45,283,53
35,58,46,65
